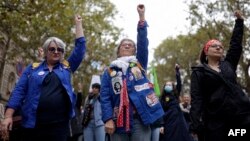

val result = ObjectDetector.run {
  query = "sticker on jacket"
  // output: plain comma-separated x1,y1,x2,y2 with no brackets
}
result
165,96,170,102
146,92,159,107
38,71,45,76
112,76,122,94
134,83,153,92
131,66,143,80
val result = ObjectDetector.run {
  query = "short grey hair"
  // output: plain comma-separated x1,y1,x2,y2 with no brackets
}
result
42,37,66,54
116,38,136,58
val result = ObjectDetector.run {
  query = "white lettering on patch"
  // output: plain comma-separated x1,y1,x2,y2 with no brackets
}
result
134,83,151,92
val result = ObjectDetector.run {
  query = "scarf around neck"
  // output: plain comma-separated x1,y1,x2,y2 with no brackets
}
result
110,56,137,74
110,56,138,131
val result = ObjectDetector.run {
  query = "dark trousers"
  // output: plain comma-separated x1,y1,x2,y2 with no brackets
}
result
20,121,69,141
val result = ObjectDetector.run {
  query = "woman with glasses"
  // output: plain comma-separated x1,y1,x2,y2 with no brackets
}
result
1,14,86,141
190,11,250,141
100,4,164,141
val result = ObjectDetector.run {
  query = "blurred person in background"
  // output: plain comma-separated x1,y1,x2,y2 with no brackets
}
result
82,83,105,141
159,64,192,141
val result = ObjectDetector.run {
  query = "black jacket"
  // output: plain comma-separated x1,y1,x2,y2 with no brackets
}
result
190,19,250,133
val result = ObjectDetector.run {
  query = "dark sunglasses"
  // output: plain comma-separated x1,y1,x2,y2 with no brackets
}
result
48,47,64,53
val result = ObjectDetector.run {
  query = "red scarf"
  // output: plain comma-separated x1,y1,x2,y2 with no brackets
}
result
117,79,130,131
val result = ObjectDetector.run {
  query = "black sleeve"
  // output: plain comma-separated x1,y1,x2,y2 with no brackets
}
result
225,19,244,71
76,92,83,109
189,71,204,134
176,67,182,96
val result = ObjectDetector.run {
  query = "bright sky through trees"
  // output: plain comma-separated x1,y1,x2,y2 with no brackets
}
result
110,0,189,62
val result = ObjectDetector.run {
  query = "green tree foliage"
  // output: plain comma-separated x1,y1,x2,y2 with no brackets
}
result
0,0,121,94
153,0,250,94
153,34,200,93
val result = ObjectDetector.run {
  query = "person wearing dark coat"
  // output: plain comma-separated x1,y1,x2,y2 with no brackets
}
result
190,11,250,141
159,64,192,141
68,83,83,141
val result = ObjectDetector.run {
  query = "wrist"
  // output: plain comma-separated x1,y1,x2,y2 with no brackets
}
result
4,116,12,119
139,20,145,26
139,14,145,20
139,17,145,21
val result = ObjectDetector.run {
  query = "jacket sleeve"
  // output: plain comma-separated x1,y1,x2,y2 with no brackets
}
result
225,19,244,71
136,21,149,71
7,65,32,110
67,37,86,72
189,71,204,134
176,67,182,96
100,70,114,122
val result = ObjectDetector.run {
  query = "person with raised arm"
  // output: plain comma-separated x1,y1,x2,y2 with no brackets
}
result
1,14,86,141
190,11,250,141
100,4,164,141
159,64,192,141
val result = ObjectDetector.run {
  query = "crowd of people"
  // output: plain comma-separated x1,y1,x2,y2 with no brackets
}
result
0,3,250,141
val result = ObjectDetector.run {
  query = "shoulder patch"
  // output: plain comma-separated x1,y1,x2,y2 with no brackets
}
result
32,62,40,69
108,68,113,75
62,60,70,68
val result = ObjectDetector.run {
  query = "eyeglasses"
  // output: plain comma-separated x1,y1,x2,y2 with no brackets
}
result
210,44,224,49
48,47,64,53
121,43,134,47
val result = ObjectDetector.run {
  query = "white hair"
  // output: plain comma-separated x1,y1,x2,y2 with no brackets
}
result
42,37,66,59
